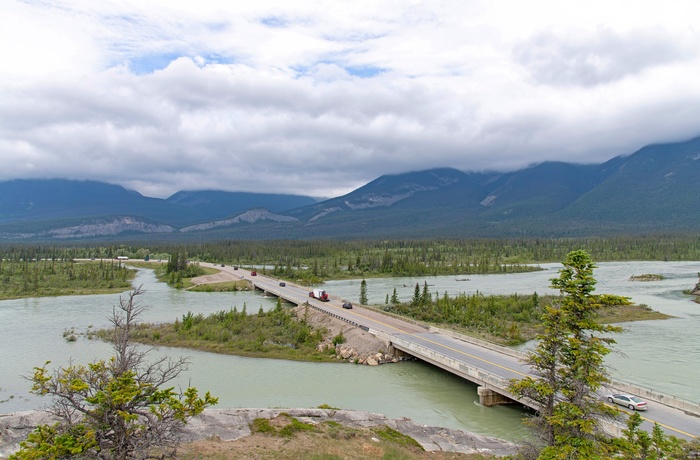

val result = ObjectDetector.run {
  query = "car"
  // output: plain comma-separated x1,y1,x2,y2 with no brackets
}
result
342,301,353,309
233,266,238,270
606,394,648,411
279,282,286,287
221,264,225,267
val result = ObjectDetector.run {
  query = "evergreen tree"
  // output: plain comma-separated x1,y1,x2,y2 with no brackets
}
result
359,279,368,305
390,287,399,304
411,283,421,306
509,250,622,458
420,281,431,306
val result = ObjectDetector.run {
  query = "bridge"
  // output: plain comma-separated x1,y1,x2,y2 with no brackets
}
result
227,265,700,440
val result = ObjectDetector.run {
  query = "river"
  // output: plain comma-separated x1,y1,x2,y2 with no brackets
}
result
1,260,698,442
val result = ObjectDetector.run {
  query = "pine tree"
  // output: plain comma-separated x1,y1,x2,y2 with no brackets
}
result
390,287,399,304
508,250,622,458
359,279,368,305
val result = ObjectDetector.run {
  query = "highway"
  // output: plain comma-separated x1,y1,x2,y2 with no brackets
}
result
216,264,700,440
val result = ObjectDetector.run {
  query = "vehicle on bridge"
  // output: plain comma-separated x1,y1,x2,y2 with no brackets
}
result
607,394,648,411
309,289,330,301
251,271,257,276
342,301,353,309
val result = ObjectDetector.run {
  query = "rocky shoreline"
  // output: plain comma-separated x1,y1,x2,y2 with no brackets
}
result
0,408,519,458
294,304,407,365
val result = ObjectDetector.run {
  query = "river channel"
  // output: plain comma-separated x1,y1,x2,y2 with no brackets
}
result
1,261,698,442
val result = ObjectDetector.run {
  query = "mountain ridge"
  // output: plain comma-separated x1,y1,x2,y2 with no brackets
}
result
1,135,699,240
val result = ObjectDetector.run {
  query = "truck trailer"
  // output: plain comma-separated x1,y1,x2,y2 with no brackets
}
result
309,288,330,301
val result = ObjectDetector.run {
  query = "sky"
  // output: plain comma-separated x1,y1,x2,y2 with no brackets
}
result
2,1,700,199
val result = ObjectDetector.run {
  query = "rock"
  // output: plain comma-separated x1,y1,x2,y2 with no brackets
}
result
366,357,378,366
0,408,518,458
692,273,700,296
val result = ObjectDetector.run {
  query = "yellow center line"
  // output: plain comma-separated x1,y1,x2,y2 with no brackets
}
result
337,305,529,378
269,286,698,440
606,404,697,439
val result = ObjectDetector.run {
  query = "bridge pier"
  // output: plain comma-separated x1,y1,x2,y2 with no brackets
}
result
388,343,410,359
477,387,514,407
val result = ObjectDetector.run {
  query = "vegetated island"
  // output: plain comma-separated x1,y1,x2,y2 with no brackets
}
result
0,259,137,300
629,273,665,281
112,267,673,365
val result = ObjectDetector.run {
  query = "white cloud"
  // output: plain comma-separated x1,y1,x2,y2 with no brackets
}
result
1,0,700,198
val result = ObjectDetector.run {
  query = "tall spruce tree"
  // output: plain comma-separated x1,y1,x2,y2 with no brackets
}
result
359,279,368,305
509,250,622,459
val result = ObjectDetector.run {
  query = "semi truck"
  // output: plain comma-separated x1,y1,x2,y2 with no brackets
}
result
309,288,330,301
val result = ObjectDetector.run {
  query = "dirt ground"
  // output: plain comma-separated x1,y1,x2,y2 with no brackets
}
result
292,304,394,361
189,271,242,285
178,414,494,460
180,431,487,460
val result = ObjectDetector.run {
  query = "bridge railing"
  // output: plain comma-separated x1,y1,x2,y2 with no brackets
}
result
257,282,700,418
369,328,540,409
607,378,700,417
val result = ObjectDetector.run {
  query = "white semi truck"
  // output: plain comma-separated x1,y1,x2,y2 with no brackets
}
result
309,288,330,301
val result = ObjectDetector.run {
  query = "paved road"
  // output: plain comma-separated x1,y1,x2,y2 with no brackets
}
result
207,264,700,440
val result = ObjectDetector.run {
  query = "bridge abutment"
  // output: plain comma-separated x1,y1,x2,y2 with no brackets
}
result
477,387,514,407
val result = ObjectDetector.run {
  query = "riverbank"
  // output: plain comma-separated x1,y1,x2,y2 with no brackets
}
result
0,408,519,459
127,303,403,365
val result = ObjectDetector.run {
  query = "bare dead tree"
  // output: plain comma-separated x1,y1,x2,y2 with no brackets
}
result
16,286,217,460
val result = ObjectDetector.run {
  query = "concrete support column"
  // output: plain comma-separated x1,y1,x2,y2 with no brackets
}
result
477,387,513,407
388,344,410,359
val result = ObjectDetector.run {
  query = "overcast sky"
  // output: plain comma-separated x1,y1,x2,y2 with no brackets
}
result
2,1,700,199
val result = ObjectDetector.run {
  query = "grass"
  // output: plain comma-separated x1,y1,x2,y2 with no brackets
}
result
187,280,249,292
178,414,494,460
371,426,424,450
120,304,339,363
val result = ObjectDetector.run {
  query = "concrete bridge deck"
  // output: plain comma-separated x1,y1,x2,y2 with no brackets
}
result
242,268,700,440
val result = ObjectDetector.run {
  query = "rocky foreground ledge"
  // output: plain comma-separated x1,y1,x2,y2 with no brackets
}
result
0,408,518,458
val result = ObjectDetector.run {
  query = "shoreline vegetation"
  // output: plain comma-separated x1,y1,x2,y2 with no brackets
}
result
629,273,665,281
118,282,671,363
0,259,136,300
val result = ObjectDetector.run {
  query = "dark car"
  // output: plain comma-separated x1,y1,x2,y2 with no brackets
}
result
342,301,353,309
233,266,238,270
279,282,286,287
221,264,225,267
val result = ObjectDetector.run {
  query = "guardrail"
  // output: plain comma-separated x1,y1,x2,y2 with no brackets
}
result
253,280,700,418
608,379,700,416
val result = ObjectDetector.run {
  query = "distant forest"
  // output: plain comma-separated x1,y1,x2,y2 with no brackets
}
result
1,235,699,282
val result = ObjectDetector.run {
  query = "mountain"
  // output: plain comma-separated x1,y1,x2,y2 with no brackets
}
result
0,180,316,239
1,135,699,240
166,190,316,222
